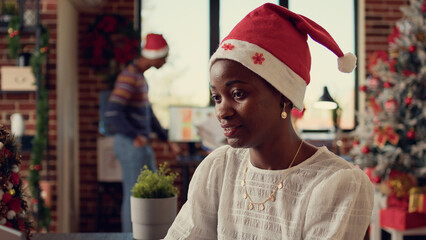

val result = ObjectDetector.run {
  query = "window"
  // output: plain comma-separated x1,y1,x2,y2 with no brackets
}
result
141,0,210,128
289,0,356,130
140,0,357,131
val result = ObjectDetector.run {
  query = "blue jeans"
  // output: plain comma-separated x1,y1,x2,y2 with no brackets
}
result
113,134,157,232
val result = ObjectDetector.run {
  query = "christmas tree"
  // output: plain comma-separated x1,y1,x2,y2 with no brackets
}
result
0,125,32,239
351,0,426,182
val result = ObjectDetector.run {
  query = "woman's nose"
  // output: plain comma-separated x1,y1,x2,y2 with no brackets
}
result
215,101,233,120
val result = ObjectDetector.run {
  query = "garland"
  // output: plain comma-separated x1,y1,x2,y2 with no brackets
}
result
28,25,51,232
83,14,139,89
7,15,21,58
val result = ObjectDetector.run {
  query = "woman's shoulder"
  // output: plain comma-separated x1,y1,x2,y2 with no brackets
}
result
199,145,248,168
298,146,368,180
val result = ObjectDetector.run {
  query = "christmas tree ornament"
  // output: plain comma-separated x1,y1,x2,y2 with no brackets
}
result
407,128,416,140
405,96,413,105
385,98,399,113
360,85,368,92
368,76,381,90
362,146,370,154
408,45,417,53
384,82,393,88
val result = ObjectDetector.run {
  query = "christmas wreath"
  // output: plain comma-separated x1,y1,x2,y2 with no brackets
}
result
83,14,140,89
0,125,32,239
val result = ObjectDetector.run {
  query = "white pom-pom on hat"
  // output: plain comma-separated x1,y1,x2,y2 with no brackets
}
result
338,53,357,73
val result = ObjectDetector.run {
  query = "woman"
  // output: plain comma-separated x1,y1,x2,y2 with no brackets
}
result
165,3,373,239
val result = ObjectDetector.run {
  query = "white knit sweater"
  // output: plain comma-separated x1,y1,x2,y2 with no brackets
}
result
165,145,374,240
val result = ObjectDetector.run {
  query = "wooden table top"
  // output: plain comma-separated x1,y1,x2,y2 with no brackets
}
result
32,232,133,240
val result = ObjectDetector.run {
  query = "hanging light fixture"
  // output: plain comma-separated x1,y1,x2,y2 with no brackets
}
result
313,86,338,110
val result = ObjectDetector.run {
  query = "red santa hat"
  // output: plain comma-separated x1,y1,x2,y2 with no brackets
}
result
210,3,356,111
141,33,169,59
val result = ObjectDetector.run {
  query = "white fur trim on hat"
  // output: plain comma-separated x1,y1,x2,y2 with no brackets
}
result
338,52,357,73
210,39,307,111
141,46,169,60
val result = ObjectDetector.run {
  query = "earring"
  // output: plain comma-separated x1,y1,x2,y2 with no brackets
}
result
281,102,287,119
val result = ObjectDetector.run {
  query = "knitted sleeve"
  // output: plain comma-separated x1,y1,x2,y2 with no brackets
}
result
303,167,374,240
105,73,138,139
164,147,228,239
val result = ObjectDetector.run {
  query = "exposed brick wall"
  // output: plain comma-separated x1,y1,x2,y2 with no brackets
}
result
365,0,409,59
0,0,411,233
77,0,139,232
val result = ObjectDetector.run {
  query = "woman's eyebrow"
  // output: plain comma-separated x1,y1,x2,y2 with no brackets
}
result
210,80,247,89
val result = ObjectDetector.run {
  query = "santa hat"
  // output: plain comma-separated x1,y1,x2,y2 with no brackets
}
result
210,3,356,111
141,33,169,59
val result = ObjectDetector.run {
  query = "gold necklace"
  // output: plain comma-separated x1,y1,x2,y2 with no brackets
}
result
242,140,304,211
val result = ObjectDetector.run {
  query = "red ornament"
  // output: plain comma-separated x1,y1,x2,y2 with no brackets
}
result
368,77,381,90
360,85,368,92
422,4,426,12
407,129,415,140
364,167,382,183
405,96,413,105
408,45,417,53
362,146,370,154
352,139,359,146
385,99,398,113
384,82,393,88
34,164,41,171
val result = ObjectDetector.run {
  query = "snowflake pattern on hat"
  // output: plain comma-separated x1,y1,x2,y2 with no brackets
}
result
252,53,265,65
222,43,234,50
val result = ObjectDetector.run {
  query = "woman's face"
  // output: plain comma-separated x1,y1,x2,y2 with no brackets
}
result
210,59,283,148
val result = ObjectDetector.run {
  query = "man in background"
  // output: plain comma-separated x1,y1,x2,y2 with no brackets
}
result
105,33,179,232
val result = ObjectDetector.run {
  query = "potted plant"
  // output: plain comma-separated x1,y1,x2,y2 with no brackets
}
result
131,162,178,240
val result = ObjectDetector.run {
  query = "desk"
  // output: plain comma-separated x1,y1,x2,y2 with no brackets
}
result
32,233,132,240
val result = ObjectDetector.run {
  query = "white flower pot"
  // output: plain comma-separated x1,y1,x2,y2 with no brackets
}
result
130,195,177,240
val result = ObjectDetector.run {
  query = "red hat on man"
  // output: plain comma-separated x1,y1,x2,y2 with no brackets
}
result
141,33,169,59
210,3,356,111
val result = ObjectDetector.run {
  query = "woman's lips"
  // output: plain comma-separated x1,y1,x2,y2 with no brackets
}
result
221,125,240,137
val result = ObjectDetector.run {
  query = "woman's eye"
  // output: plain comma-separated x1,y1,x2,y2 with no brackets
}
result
211,94,221,103
233,91,244,99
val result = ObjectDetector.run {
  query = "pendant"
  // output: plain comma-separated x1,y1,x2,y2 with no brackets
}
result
270,195,275,202
259,204,265,211
243,193,248,199
277,182,283,189
248,203,254,210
